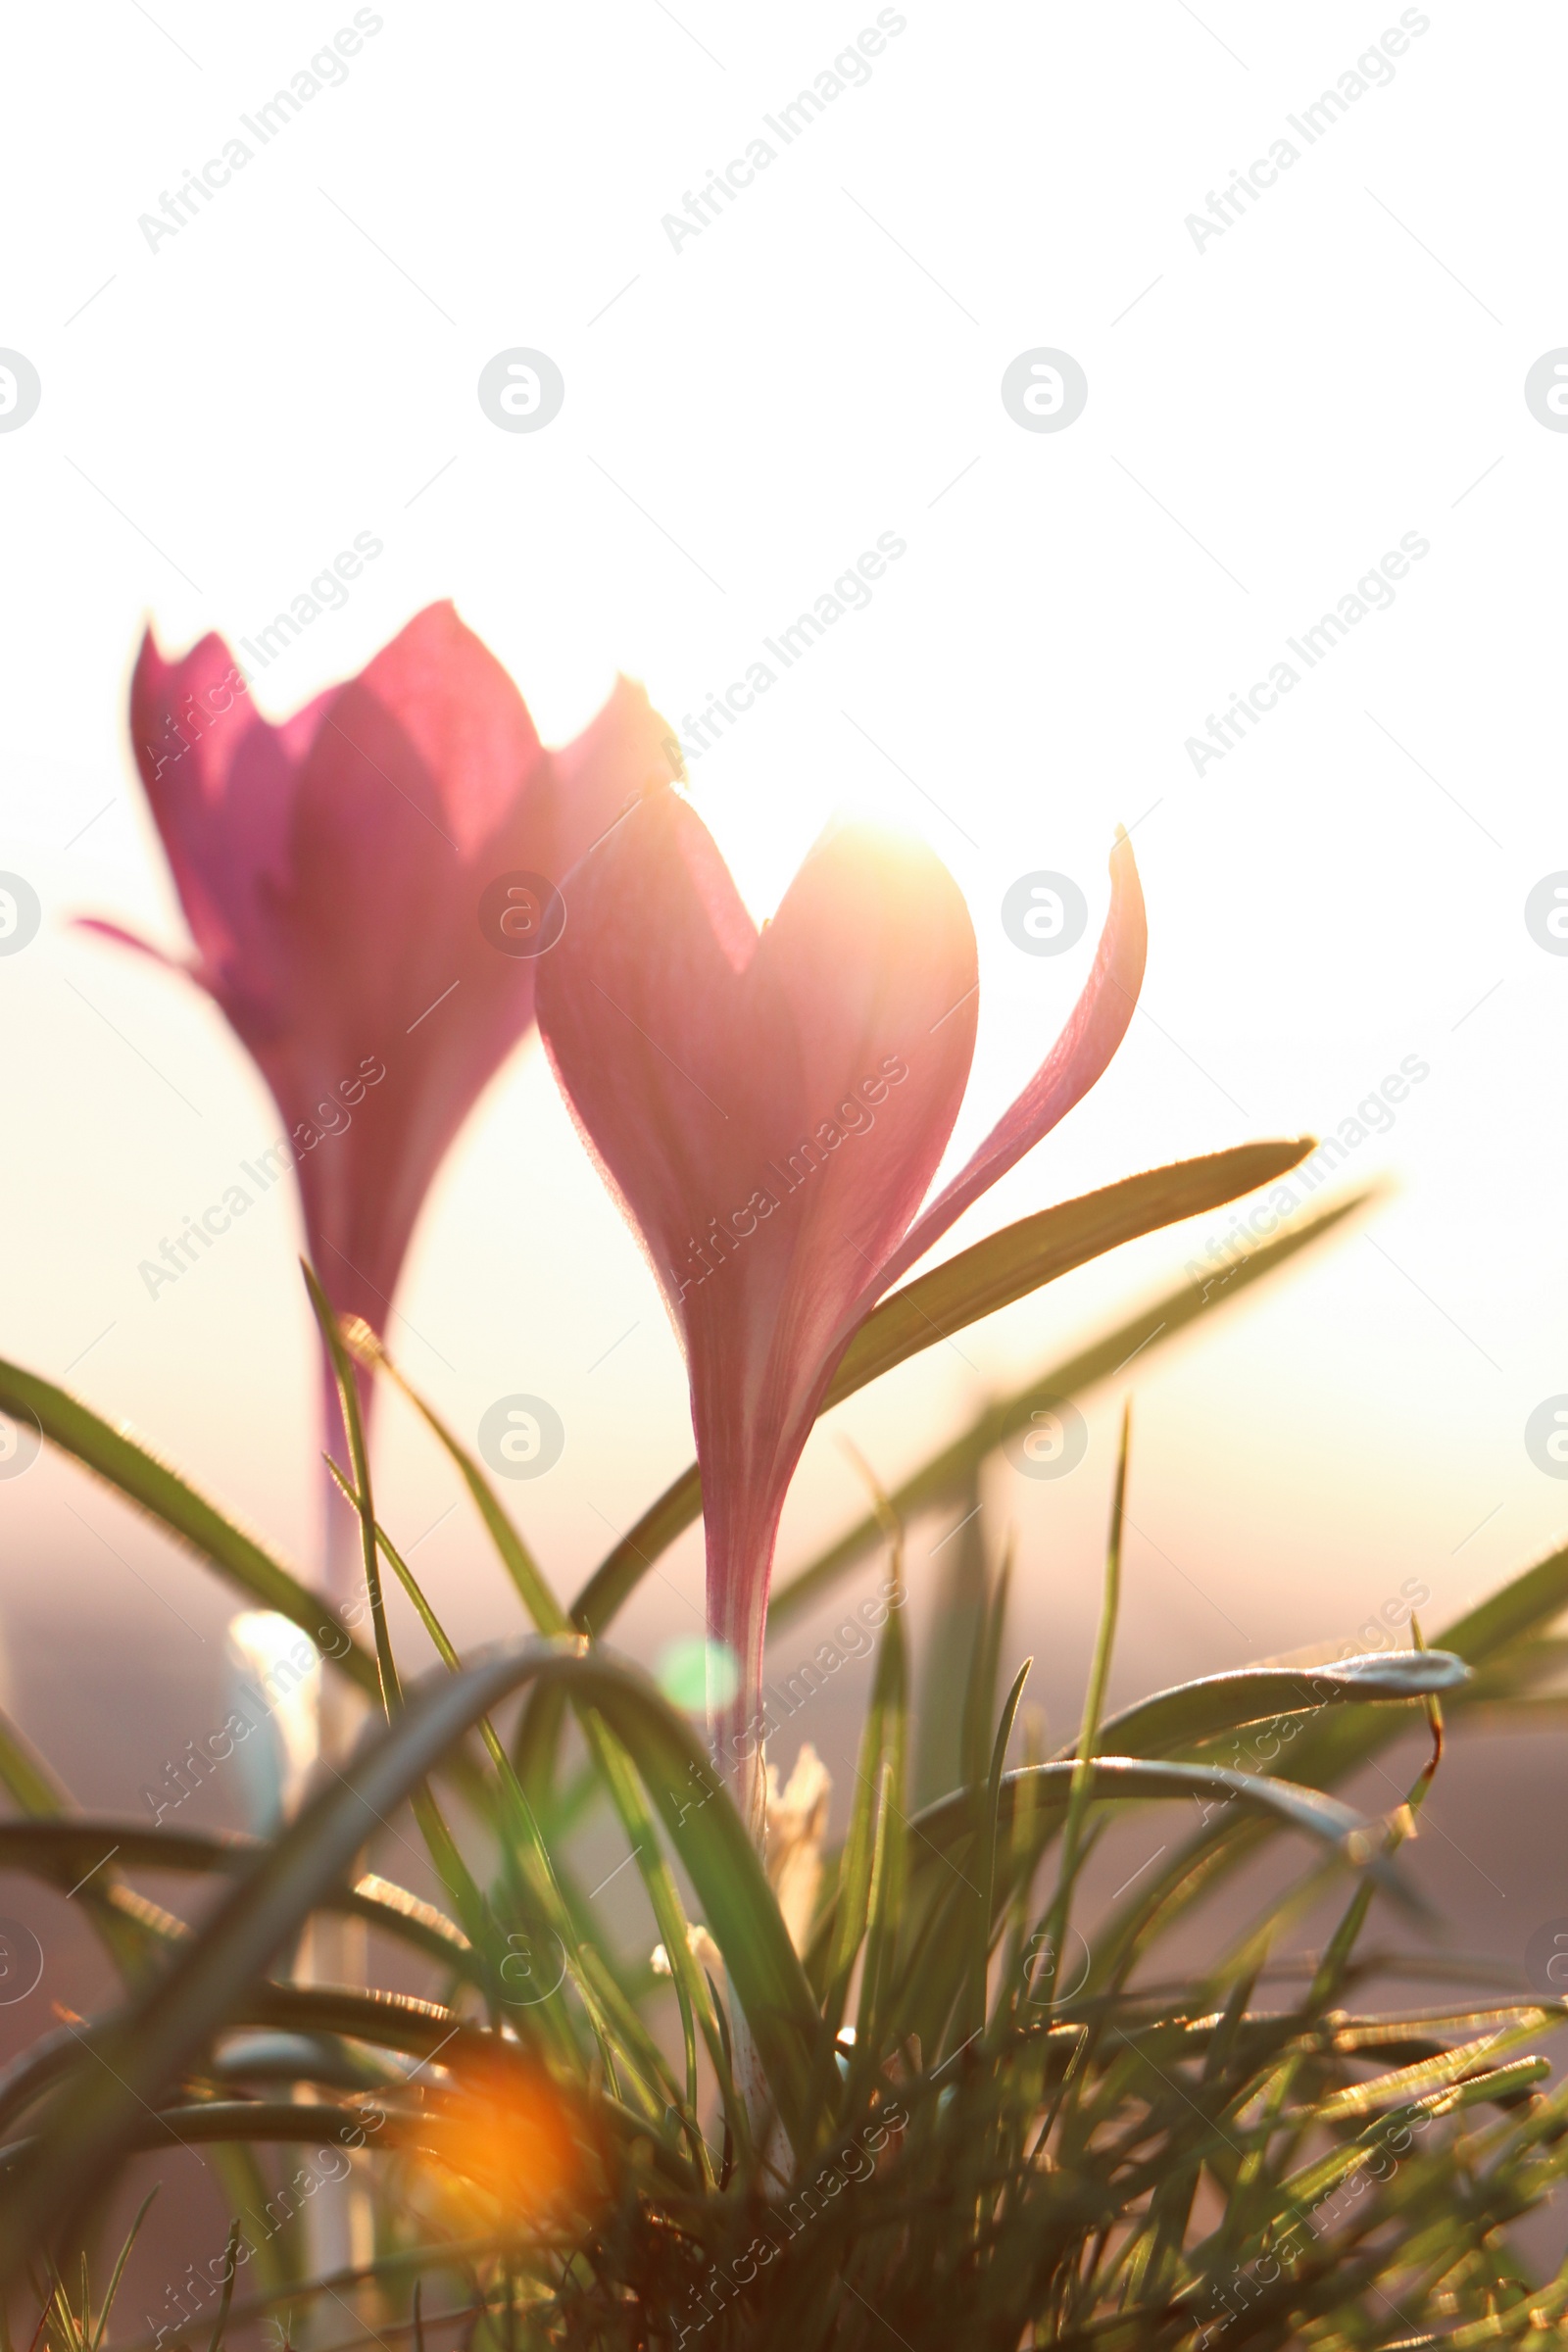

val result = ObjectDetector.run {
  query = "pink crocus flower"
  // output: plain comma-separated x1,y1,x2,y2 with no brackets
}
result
536,789,1147,1833
87,602,675,1597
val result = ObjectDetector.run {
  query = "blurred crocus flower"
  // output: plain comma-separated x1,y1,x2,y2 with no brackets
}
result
87,603,673,1592
222,1609,322,1836
537,789,1146,1832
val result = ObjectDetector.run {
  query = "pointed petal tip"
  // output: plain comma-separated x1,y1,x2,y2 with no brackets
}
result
389,596,464,647
73,914,191,976
1107,821,1142,892
132,616,241,676
365,595,522,677
1103,824,1149,993
877,819,1151,1289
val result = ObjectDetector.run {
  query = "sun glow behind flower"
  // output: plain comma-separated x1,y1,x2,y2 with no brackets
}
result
688,759,955,931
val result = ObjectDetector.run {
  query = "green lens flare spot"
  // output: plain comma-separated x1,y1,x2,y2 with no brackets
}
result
656,1638,739,1713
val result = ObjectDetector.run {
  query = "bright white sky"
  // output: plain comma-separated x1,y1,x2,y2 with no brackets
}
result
1,1,1565,1772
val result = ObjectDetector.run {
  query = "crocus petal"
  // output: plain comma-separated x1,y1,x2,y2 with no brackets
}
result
110,605,676,1610
73,916,191,977
874,826,1148,1294
550,675,678,871
537,792,978,1794
242,642,667,1332
342,600,544,858
129,627,326,1018
112,606,676,1338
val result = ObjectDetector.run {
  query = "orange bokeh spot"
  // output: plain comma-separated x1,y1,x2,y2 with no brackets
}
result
413,2048,610,2231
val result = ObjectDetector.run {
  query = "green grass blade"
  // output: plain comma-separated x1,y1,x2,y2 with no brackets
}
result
823,1142,1317,1408
0,1820,475,1976
0,1639,816,2270
767,1189,1376,1635
848,1592,909,2104
304,1265,399,1720
0,1354,376,1695
201,2221,242,2352
960,1540,1011,1800
306,1305,524,2048
820,1545,907,2043
907,1758,1394,1886
571,1469,702,1639
1033,1409,1131,2037
571,1162,1357,1641
969,1655,1032,2042
1058,1652,1470,1761
90,2187,157,2352
1085,1539,1568,1991
1313,2023,1551,2121
0,1716,182,1987
342,1321,568,1636
309,1306,531,2060
912,1470,989,1808
1437,1540,1568,1661
0,1708,70,1818
349,1473,725,2151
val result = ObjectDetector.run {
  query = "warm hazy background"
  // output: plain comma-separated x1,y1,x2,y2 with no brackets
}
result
2,1,1566,2024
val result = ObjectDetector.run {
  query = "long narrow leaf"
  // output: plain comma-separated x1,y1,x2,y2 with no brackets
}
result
571,1159,1354,1638
305,1264,399,1719
1087,1541,1568,1989
768,1192,1375,1634
0,1821,472,1974
0,1639,817,2272
823,1142,1315,1408
1059,1653,1471,1762
0,1355,376,1693
906,1758,1392,1886
342,1319,567,1636
351,1462,727,2150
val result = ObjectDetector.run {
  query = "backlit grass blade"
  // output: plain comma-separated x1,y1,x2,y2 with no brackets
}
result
768,1189,1375,1634
1033,1408,1131,2045
1086,1540,1568,1993
1,2087,696,2183
341,1318,567,1636
0,1706,183,1986
1056,1652,1470,1762
0,1704,70,1817
571,1167,1365,1639
336,1335,731,2140
334,1472,642,2090
0,1353,376,1694
967,1655,1032,2045
960,1540,1011,1802
911,1468,988,1809
823,1141,1318,1407
0,1820,473,1976
820,1552,906,2044
0,1639,816,2273
305,1264,400,1720
1436,1539,1568,1661
571,1468,703,1639
90,2189,158,2352
906,1758,1391,1886
309,1433,502,2036
346,1461,727,2151
1312,2022,1553,2120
